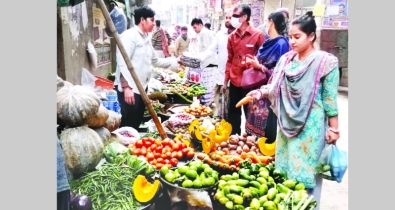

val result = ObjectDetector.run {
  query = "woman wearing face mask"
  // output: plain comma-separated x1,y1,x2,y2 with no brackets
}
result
244,12,290,143
246,11,340,208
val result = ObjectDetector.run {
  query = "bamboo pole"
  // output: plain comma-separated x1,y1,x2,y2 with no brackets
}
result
97,0,168,139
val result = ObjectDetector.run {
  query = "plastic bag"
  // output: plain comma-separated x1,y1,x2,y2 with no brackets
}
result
148,78,164,92
109,6,127,35
147,118,161,132
317,144,348,183
81,68,97,87
201,117,215,133
112,127,140,145
87,42,98,71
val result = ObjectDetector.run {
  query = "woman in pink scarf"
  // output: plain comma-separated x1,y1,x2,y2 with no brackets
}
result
151,20,172,58
172,24,181,41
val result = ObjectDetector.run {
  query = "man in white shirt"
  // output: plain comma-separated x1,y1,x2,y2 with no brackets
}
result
200,9,235,118
190,18,217,106
115,6,178,130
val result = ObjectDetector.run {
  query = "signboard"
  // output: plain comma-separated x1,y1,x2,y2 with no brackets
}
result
322,0,348,29
92,6,111,66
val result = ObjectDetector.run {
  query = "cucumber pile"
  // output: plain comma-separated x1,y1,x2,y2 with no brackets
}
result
213,160,318,210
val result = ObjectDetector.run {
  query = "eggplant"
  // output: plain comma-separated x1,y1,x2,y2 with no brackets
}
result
70,195,92,210
70,191,76,201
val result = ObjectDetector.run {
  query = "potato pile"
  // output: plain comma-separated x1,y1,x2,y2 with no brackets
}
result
217,133,263,156
184,104,213,117
170,124,189,135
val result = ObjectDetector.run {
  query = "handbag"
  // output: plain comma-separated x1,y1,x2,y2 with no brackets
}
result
241,67,268,89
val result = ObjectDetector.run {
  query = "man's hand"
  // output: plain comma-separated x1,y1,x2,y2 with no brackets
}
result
222,84,227,94
124,87,135,105
177,56,182,64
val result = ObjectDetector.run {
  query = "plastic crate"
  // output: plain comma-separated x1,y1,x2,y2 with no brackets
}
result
95,76,114,90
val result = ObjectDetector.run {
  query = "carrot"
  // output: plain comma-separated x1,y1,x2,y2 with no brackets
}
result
240,152,248,159
229,165,238,171
222,155,244,163
210,154,229,164
197,153,209,160
218,162,230,170
235,96,252,108
258,155,274,164
246,152,262,164
212,150,226,156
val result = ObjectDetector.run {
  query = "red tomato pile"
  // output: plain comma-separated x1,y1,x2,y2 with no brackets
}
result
128,137,195,170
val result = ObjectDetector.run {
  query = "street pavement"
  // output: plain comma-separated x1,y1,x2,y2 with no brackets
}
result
241,88,349,210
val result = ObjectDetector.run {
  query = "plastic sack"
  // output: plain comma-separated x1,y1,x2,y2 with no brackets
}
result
112,127,140,146
109,6,127,35
317,144,348,183
87,42,98,71
201,117,215,133
148,78,164,92
147,117,161,132
81,68,97,87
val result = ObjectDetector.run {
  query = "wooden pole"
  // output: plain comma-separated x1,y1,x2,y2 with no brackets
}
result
97,0,168,139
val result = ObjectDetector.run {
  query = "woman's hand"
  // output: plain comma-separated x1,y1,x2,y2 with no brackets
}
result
245,54,260,69
247,89,264,101
326,129,340,144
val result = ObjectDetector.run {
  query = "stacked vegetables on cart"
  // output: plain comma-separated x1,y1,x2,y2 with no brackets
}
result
213,159,318,210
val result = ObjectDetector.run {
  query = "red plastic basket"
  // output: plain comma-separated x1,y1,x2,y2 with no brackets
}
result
95,76,114,90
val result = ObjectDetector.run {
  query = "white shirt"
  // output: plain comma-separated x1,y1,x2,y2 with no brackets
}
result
115,26,178,94
200,29,231,85
189,27,218,69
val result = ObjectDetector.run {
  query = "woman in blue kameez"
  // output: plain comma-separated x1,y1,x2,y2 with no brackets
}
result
244,12,290,143
247,11,341,208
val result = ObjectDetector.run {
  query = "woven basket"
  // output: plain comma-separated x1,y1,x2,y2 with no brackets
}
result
180,53,201,68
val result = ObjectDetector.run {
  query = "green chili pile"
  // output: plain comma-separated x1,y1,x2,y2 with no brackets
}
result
70,144,156,210
70,163,143,210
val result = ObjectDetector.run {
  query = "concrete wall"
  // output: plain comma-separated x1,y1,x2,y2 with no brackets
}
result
57,0,113,85
263,0,296,20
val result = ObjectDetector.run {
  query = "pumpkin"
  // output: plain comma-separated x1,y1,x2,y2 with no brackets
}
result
57,76,65,92
87,104,109,128
133,175,161,203
60,126,104,177
202,130,216,154
57,76,73,92
57,85,101,127
92,127,112,146
189,119,207,141
63,81,73,87
257,137,276,157
104,110,122,132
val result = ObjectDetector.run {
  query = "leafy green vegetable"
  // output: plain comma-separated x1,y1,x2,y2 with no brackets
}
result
144,100,164,116
239,158,253,169
103,142,129,163
142,131,160,139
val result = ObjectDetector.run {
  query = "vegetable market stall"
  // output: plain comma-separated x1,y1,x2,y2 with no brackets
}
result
57,76,320,210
